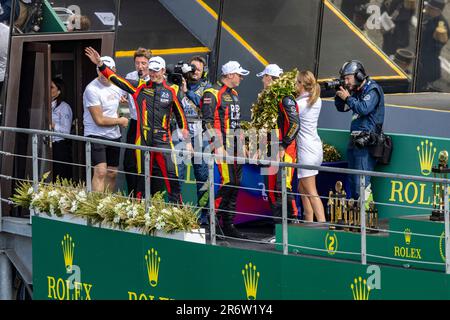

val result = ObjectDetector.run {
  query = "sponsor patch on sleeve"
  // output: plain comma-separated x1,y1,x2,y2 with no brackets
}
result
363,94,371,101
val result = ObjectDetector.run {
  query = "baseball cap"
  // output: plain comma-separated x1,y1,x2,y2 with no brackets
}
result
427,0,446,10
256,64,283,77
221,61,250,76
148,56,166,71
100,56,115,69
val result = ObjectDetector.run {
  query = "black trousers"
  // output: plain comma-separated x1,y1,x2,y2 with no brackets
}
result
52,139,72,181
124,119,138,195
215,161,242,226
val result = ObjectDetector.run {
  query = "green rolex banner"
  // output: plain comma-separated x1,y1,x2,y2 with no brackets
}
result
33,217,450,300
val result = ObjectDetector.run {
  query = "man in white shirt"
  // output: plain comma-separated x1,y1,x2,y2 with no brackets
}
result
123,48,151,196
83,56,128,192
0,22,9,93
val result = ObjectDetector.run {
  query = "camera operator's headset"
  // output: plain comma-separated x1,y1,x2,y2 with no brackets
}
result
339,60,367,86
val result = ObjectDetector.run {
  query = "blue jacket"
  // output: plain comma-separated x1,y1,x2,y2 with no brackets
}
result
0,0,19,24
335,78,385,133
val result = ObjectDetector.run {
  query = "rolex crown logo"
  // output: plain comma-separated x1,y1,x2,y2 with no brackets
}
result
417,140,436,176
145,248,161,287
61,234,74,272
350,276,371,300
404,228,412,245
242,262,260,300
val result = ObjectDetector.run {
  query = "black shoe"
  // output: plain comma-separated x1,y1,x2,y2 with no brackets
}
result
222,224,249,239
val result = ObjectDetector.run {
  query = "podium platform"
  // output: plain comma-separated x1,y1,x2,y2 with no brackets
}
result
275,214,447,272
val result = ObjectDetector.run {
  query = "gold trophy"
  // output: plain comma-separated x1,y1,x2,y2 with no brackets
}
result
327,181,347,230
327,190,334,229
430,150,449,221
367,201,379,233
434,21,448,44
348,199,358,232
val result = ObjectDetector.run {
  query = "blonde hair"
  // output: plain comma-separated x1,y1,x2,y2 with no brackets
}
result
297,70,320,106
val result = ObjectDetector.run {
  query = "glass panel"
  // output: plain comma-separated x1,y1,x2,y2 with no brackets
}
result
114,0,217,77
415,1,450,92
320,0,418,92
10,0,119,34
212,0,322,119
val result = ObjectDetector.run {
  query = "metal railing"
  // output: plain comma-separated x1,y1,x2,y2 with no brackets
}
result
0,126,449,273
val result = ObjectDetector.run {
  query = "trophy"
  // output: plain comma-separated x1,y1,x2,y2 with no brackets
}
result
328,181,347,230
367,201,379,233
347,199,359,232
327,190,334,227
430,150,449,222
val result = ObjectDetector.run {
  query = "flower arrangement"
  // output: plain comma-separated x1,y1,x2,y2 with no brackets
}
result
10,175,200,235
239,68,342,163
241,68,299,131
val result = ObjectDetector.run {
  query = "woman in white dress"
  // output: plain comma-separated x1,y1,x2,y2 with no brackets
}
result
296,71,326,222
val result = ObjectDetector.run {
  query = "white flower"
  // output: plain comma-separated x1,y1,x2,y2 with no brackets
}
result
70,200,78,213
49,204,55,215
144,213,151,226
27,187,34,195
48,190,59,198
113,215,120,224
161,209,171,216
155,221,165,230
76,191,87,201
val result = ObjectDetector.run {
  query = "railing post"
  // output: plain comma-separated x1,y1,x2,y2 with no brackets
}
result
444,181,449,274
32,134,39,220
281,166,288,255
208,155,216,245
359,175,367,265
144,151,151,213
0,252,12,300
0,182,3,232
85,141,92,193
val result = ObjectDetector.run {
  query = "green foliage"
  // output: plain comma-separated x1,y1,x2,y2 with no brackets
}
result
323,143,342,162
250,68,299,130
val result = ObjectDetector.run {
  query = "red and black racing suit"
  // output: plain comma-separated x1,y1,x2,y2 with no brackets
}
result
99,64,189,203
201,81,243,229
266,95,300,220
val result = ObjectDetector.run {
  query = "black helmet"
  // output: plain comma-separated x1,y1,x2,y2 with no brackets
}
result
339,60,367,84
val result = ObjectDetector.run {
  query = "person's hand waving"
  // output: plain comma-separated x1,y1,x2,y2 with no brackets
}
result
84,47,102,66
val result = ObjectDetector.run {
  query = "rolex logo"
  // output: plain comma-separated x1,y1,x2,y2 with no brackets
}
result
61,234,74,272
404,228,412,245
350,276,371,300
242,262,260,300
145,248,161,287
417,140,436,176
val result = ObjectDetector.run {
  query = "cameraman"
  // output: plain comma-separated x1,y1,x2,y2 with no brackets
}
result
179,56,211,225
334,60,385,206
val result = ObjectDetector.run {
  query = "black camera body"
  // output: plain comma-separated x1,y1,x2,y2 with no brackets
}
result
323,78,345,91
353,132,372,148
166,61,197,86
